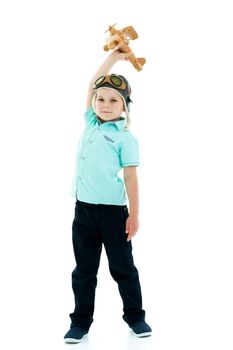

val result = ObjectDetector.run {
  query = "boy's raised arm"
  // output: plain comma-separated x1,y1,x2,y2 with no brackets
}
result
86,47,132,110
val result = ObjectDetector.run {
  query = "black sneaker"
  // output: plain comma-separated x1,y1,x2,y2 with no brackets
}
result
130,320,152,337
64,326,88,343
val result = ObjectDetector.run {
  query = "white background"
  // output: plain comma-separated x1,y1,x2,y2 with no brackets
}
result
0,1,233,349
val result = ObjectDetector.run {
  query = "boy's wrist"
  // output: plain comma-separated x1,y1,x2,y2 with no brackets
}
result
129,211,139,219
107,53,118,63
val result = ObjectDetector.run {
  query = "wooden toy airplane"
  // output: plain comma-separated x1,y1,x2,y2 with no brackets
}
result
103,24,146,71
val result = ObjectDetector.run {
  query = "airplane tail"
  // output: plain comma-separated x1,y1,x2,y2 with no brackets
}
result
137,57,146,67
134,57,146,71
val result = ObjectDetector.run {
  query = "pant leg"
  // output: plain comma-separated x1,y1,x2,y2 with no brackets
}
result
69,201,102,330
100,205,145,326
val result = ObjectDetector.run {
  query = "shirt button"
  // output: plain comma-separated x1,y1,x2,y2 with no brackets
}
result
79,176,82,180
82,156,85,160
89,140,93,143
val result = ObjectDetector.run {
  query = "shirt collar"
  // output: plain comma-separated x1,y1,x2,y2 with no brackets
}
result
96,116,127,131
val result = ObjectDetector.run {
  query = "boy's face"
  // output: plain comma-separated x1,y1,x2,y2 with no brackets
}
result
95,88,124,122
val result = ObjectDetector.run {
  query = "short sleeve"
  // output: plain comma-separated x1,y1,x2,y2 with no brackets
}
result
119,133,140,167
84,106,97,124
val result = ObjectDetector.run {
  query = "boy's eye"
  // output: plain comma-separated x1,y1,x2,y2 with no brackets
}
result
97,98,118,102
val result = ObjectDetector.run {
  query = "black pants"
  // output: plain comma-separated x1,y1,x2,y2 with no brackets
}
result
69,199,145,330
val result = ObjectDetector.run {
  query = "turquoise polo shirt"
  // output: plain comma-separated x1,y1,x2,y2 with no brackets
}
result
70,106,140,205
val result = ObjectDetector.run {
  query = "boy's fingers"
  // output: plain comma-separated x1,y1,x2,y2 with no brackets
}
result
119,50,133,58
127,233,132,241
113,41,120,48
106,34,120,43
114,43,132,55
126,51,133,57
114,41,130,51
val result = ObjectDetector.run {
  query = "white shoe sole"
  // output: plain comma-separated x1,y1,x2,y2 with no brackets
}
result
64,334,88,343
133,331,152,337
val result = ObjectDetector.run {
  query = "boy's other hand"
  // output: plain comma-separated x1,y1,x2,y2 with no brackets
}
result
108,38,132,61
125,215,139,241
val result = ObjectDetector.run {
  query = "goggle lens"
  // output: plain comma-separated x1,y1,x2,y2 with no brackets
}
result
110,75,122,87
95,76,105,86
